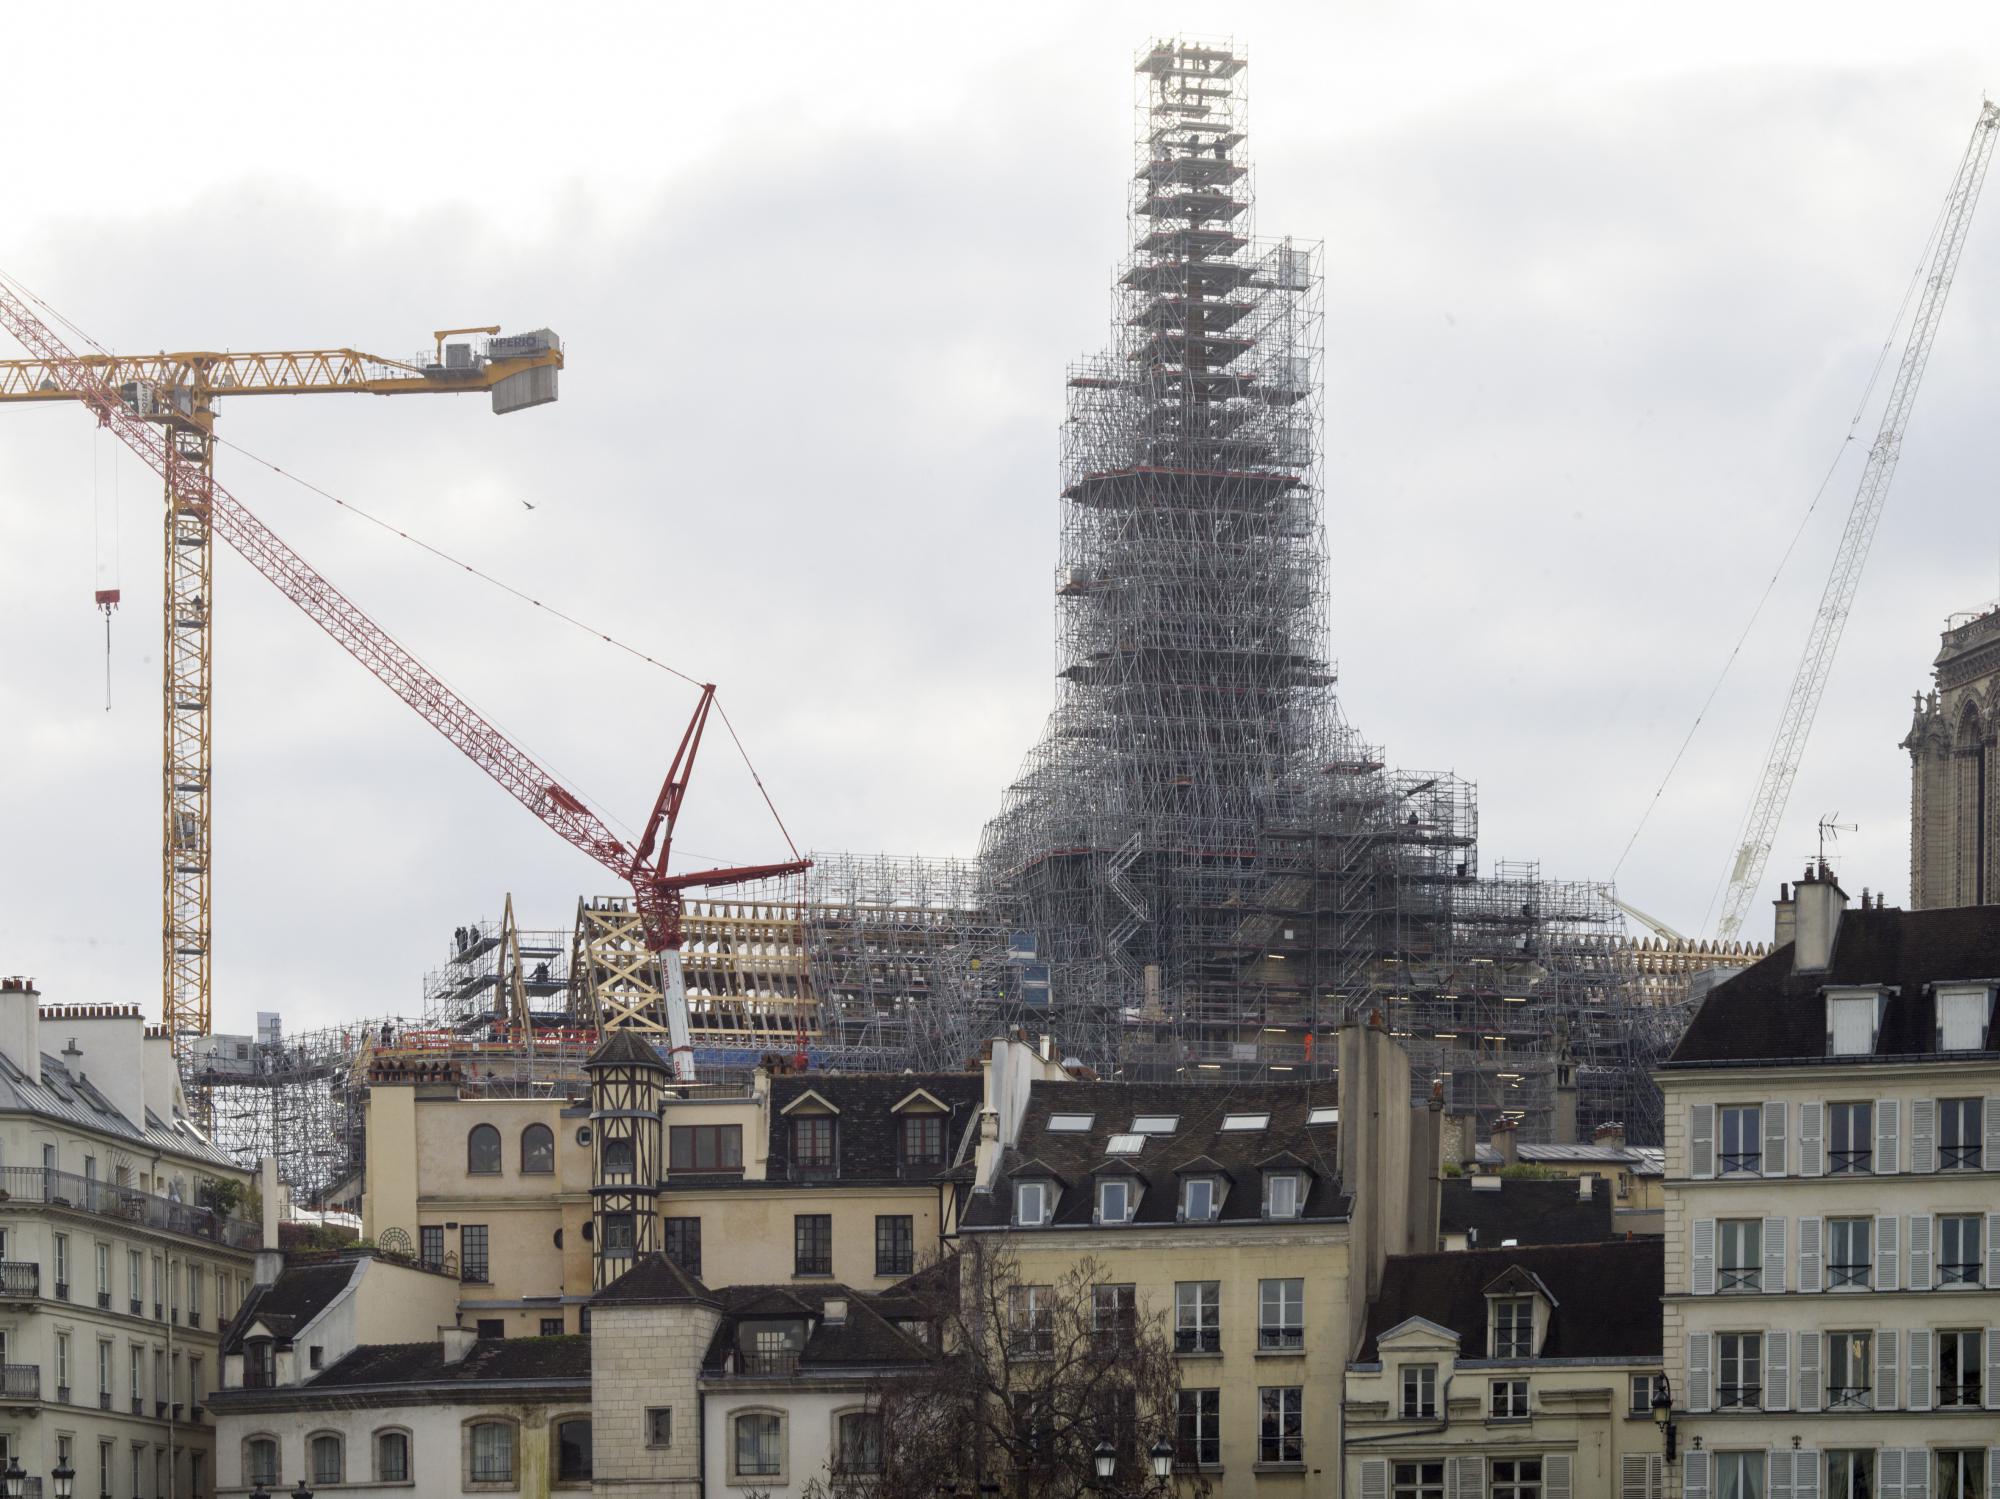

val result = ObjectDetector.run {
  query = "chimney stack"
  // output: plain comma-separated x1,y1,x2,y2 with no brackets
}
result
1592,1120,1627,1150
1792,861,1848,974
1773,882,1797,950
1490,1116,1520,1168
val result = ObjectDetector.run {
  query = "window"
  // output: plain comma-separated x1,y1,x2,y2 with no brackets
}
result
1719,1104,1762,1175
1719,1219,1762,1292
54,1330,69,1399
1222,1113,1269,1131
900,1113,943,1165
1264,1171,1302,1219
310,1433,343,1486
1490,1378,1529,1419
664,1217,702,1278
1718,1332,1762,1408
1047,1113,1094,1132
1395,1462,1447,1499
1176,1388,1220,1467
521,1123,554,1174
1258,1385,1302,1464
1492,1458,1542,1499
1308,1106,1339,1126
1716,1453,1765,1499
601,1133,635,1176
1629,1372,1666,1415
645,1407,672,1448
1181,1176,1218,1221
97,1442,110,1499
1826,1331,1873,1410
1938,986,1991,1050
733,1412,783,1478
1941,1214,1983,1284
1014,1180,1050,1227
836,1410,883,1475
1010,1284,1053,1357
53,1232,68,1297
602,1213,636,1257
557,1418,592,1481
794,1214,832,1276
375,1429,410,1483
97,1340,111,1401
1940,1328,1982,1406
1827,1216,1871,1287
243,1340,273,1389
793,1116,835,1170
875,1215,913,1277
1175,1281,1220,1354
1259,1277,1304,1351
1132,1114,1178,1134
1941,1097,1984,1169
467,1123,502,1175
461,1224,490,1283
1828,994,1879,1055
1828,1101,1873,1174
127,1249,141,1313
308,1344,324,1370
419,1225,444,1269
244,1437,278,1487
541,1317,564,1337
1938,1449,1987,1499
1493,1297,1533,1357
1401,1363,1437,1419
469,1420,516,1484
1092,1283,1136,1352
476,1318,505,1339
1097,1177,1133,1224
95,1242,109,1302
668,1123,742,1173
188,1262,202,1322
1827,1451,1875,1499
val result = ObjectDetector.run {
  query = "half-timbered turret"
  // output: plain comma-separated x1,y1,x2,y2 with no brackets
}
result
585,1030,667,1289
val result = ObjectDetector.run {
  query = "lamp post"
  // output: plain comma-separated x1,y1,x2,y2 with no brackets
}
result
293,1482,315,1499
1149,1438,1175,1490
1093,1441,1117,1486
248,1485,270,1499
49,1458,74,1499
1650,1375,1679,1463
1,1458,22,1499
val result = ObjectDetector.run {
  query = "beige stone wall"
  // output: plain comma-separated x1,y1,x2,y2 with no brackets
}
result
590,1301,717,1496
662,1183,947,1290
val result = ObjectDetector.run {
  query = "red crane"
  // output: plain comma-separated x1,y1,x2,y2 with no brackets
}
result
0,282,809,1072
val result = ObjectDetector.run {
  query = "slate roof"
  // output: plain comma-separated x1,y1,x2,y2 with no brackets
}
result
1360,1239,1663,1362
755,1071,985,1186
303,1335,591,1389
0,1048,236,1168
1439,1178,1616,1248
1471,1142,1664,1175
700,1281,936,1374
587,1029,670,1071
222,1261,361,1353
1667,902,2000,1067
961,1078,1346,1230
592,1251,719,1307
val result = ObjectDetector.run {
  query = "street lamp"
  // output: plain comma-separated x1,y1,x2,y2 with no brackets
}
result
50,1458,74,1499
248,1485,270,1499
2,1457,24,1499
1650,1375,1679,1463
1093,1441,1117,1483
1149,1438,1175,1484
292,1482,315,1499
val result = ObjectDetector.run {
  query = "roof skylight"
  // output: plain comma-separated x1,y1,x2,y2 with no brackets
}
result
1130,1115,1178,1134
1106,1134,1146,1155
1220,1112,1269,1131
1307,1107,1339,1126
1048,1113,1095,1132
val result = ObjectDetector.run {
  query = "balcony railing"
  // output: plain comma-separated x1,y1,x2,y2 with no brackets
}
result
0,1263,38,1298
1828,1263,1870,1289
0,1168,258,1249
1719,1152,1762,1175
1175,1327,1220,1355
1941,1142,1979,1169
1717,1383,1762,1409
0,1365,39,1400
1719,1267,1761,1293
1941,1261,1979,1285
1940,1381,1982,1407
1829,1150,1872,1175
98,1391,110,1410
733,1349,801,1377
1827,1385,1872,1411
1257,1327,1304,1352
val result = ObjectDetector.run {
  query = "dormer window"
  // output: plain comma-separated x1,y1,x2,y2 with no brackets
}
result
794,1116,836,1173
1492,1297,1533,1358
899,1114,943,1167
1096,1178,1135,1224
1827,990,1884,1055
1938,986,1992,1051
1181,1177,1220,1222
244,1339,275,1390
1264,1171,1302,1220
1015,1180,1051,1227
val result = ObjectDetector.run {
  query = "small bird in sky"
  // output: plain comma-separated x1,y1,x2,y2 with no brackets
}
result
521,500,537,511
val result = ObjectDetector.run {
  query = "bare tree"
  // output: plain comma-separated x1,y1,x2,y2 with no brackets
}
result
870,1242,1205,1499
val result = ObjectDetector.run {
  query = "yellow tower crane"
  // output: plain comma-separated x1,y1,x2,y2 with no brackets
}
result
0,327,563,1056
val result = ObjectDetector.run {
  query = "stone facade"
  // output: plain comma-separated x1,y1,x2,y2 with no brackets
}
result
1905,605,2000,909
587,1301,715,1496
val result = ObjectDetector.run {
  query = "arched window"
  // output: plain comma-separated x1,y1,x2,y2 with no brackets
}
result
374,1428,411,1483
556,1417,593,1481
521,1123,555,1175
467,1419,517,1485
730,1410,785,1482
468,1124,502,1176
243,1436,279,1488
602,1132,635,1175
308,1432,343,1486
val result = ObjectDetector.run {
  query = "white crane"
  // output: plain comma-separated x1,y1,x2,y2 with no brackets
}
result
1715,100,2000,940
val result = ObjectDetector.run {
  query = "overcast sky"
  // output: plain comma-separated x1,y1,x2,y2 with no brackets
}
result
6,2,2000,1039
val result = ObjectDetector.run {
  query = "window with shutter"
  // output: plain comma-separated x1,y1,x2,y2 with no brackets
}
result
1769,1449,1795,1499
1799,1101,1825,1176
1796,1331,1823,1413
1898,1448,1931,1499
1876,1099,1901,1174
1874,1327,1900,1411
1361,1459,1388,1499
1986,1212,2000,1288
1763,1216,1787,1293
1765,1100,1787,1175
1690,1104,1716,1178
1683,1450,1710,1499
1911,1099,1937,1173
1876,1214,1900,1290
1906,1328,1932,1412
1687,1331,1712,1411
1985,1327,2000,1410
1764,1329,1790,1411
1985,1095,2000,1171
1692,1219,1717,1295
1798,1216,1823,1293
1620,1455,1651,1499
1544,1453,1571,1499
1907,1214,1934,1290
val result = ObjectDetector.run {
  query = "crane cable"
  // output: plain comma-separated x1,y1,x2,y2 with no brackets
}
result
211,434,802,866
1607,179,1953,901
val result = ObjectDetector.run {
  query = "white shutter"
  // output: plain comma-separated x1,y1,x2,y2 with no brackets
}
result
1986,1095,2000,1171
1907,1326,1933,1412
1796,1450,1821,1499
1763,1216,1787,1293
1692,1218,1716,1296
1765,1099,1787,1175
1361,1458,1389,1499
1876,1214,1900,1291
1452,1454,1485,1499
1764,1329,1790,1410
1769,1449,1796,1499
1688,1331,1713,1412
1988,1449,2000,1495
1910,1098,1937,1173
1907,1213,1934,1290
1691,1103,1716,1178
1620,1455,1651,1499
1877,1098,1901,1174
1684,1449,1711,1499
1875,1326,1899,1411
1798,1215,1823,1293
1799,1100,1825,1176
1987,1211,2000,1288
1903,1449,1929,1499
1985,1327,2000,1410
1796,1330,1823,1412
1880,1448,1905,1499
1543,1453,1571,1499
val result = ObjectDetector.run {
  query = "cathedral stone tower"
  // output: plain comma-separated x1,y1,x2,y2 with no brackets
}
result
1903,605,2000,908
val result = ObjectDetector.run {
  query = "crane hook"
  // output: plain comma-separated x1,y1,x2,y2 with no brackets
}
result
93,588,120,711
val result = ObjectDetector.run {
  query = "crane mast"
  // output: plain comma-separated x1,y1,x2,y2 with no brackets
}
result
1715,100,2000,940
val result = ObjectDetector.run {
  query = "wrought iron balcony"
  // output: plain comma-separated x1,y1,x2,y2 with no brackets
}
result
1175,1327,1220,1354
732,1349,801,1377
0,1167,258,1249
0,1262,39,1297
0,1365,39,1400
